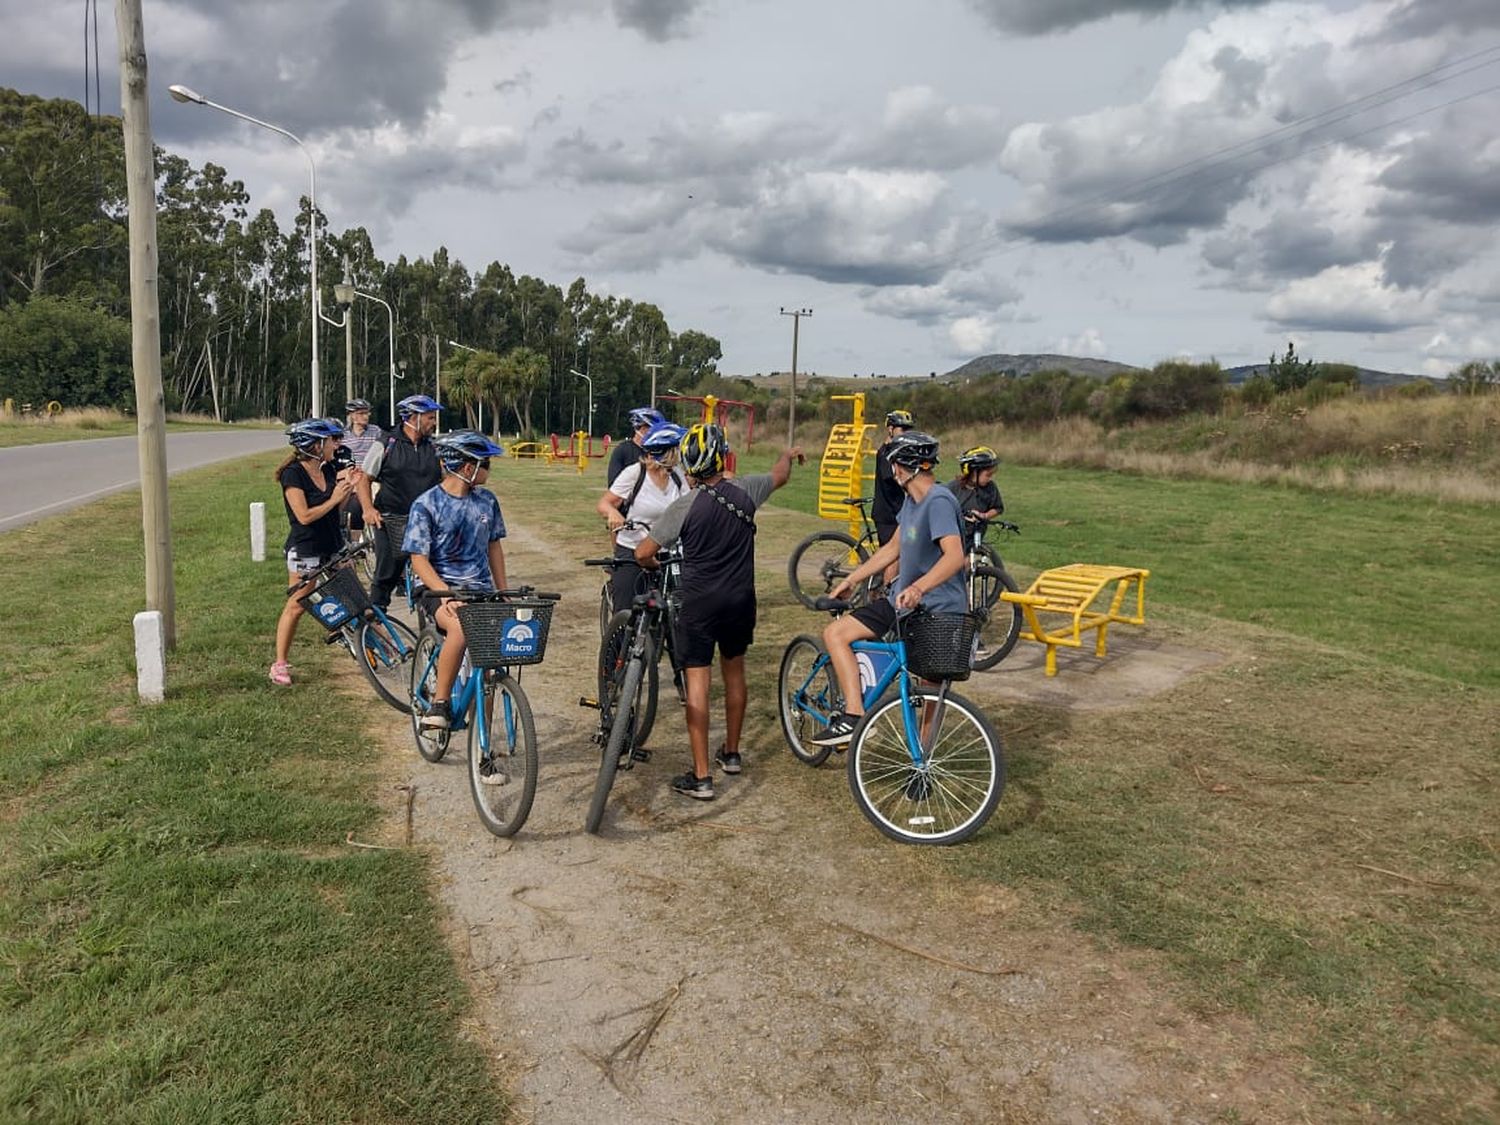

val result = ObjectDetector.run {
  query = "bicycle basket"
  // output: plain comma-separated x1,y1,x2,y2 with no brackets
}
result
902,610,978,682
458,599,554,668
298,566,371,632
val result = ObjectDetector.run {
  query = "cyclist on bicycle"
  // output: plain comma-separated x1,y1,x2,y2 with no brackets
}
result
597,420,686,617
270,418,358,686
872,409,916,548
946,445,1004,523
634,424,801,798
403,430,509,730
356,393,443,615
338,398,383,539
606,406,667,486
813,431,967,747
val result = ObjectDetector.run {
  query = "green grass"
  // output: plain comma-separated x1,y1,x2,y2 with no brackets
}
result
0,457,505,1123
502,447,1499,1119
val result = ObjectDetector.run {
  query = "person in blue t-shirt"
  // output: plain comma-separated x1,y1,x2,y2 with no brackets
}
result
813,431,967,748
403,430,509,729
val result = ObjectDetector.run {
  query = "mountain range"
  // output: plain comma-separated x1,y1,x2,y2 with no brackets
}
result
943,353,1436,387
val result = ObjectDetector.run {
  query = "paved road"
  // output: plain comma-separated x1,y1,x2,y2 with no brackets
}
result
0,430,287,534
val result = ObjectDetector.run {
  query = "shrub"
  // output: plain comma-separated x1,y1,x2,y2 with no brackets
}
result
0,297,134,408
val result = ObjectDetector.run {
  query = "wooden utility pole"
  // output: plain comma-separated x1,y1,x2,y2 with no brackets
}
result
780,307,812,445
117,0,176,646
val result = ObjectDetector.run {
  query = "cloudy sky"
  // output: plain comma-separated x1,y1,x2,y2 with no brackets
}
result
7,0,1500,377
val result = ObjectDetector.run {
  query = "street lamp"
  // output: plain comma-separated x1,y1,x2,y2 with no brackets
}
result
447,340,483,434
568,368,593,438
168,83,344,418
348,287,399,425
333,257,357,407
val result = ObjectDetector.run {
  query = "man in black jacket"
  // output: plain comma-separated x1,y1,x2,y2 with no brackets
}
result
356,393,443,612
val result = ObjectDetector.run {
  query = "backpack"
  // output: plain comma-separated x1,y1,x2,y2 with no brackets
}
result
619,464,683,521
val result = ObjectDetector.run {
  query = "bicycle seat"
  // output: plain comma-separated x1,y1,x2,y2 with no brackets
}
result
814,596,851,613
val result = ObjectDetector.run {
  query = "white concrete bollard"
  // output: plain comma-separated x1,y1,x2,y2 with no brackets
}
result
134,610,165,704
250,501,266,562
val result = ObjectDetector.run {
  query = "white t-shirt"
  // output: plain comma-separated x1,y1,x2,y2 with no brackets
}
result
609,463,686,549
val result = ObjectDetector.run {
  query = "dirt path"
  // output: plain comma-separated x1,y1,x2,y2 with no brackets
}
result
369,518,1310,1123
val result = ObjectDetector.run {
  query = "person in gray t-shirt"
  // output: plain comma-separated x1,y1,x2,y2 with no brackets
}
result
811,431,968,748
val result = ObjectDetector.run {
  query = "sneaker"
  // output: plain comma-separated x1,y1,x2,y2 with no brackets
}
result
420,702,450,730
714,747,742,775
268,660,292,686
811,712,858,747
670,771,715,801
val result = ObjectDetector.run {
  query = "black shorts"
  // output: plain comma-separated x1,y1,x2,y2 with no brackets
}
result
849,596,898,639
674,590,756,667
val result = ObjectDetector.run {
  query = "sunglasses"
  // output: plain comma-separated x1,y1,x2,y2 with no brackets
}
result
473,458,491,470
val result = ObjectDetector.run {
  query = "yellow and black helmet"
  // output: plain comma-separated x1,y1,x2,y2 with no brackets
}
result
680,422,729,478
884,409,915,429
958,445,998,473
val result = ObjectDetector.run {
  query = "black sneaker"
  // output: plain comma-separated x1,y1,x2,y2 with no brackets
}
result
420,701,450,730
811,712,857,747
671,771,715,801
714,747,742,775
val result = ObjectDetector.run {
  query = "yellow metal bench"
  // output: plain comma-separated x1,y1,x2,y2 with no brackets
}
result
1001,564,1150,676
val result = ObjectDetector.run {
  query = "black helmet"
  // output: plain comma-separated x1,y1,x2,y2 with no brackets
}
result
433,430,505,472
958,445,998,473
285,417,344,454
885,409,915,429
884,430,939,471
345,398,372,413
680,422,729,477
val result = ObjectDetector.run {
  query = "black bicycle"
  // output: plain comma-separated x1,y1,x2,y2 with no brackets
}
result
578,550,683,834
787,496,885,609
965,517,1023,671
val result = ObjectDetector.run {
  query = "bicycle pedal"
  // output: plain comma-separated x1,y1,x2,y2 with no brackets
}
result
324,632,344,646
579,696,599,709
630,747,651,763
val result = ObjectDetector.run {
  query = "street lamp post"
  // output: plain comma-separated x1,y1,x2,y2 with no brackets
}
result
168,83,344,418
334,257,356,407
350,287,398,425
568,368,593,438
447,339,482,434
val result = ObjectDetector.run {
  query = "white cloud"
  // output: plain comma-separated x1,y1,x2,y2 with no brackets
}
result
1263,258,1433,333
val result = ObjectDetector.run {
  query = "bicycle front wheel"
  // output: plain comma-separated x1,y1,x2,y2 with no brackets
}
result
847,688,1004,845
468,673,538,838
358,615,419,711
409,628,450,763
600,610,659,747
788,531,865,609
598,579,614,637
777,634,842,767
586,654,646,834
971,565,1022,671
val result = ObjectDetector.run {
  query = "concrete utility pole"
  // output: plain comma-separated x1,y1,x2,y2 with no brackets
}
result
644,363,664,410
117,0,176,647
780,307,812,445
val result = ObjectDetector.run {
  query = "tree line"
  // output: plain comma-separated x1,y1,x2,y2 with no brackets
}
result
0,88,724,433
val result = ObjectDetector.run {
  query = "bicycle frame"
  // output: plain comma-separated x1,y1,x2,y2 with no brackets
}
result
792,638,943,767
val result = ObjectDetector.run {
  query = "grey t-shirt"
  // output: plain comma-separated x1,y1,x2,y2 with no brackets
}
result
893,483,967,614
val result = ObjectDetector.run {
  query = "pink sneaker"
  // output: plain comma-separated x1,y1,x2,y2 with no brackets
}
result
268,660,292,686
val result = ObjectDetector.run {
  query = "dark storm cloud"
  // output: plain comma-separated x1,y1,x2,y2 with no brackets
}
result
1379,0,1500,39
965,0,1273,36
611,0,702,41
1377,111,1500,227
1202,212,1370,281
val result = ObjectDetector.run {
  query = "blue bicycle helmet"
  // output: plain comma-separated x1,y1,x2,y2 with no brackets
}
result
628,406,666,430
433,430,505,472
639,421,686,456
285,417,345,454
397,393,444,419
344,398,372,413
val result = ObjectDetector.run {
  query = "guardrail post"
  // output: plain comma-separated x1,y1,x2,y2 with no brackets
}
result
134,610,165,703
250,502,266,562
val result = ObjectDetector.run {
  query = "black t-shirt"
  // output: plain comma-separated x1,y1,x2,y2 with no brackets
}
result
872,441,905,527
280,461,342,556
945,478,1004,519
606,439,642,486
374,432,441,516
650,476,775,601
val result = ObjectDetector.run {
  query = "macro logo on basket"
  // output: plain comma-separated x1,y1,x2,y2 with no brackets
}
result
502,620,537,656
315,599,347,625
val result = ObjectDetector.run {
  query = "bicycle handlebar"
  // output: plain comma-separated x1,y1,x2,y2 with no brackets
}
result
429,587,562,603
285,538,372,595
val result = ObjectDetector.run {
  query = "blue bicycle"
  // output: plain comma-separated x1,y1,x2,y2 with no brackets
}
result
776,599,1005,845
408,588,560,838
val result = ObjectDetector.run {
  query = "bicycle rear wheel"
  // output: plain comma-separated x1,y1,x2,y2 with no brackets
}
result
970,565,1022,671
358,615,419,711
409,628,450,763
586,654,646,834
847,688,1004,845
776,634,842,767
788,531,867,609
598,580,613,637
468,673,538,838
600,610,659,747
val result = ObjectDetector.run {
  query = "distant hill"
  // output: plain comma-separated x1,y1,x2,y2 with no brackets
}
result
1222,363,1440,389
944,354,1143,380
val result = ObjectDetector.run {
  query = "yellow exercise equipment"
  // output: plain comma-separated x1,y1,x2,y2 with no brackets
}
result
817,394,878,540
1002,564,1150,676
